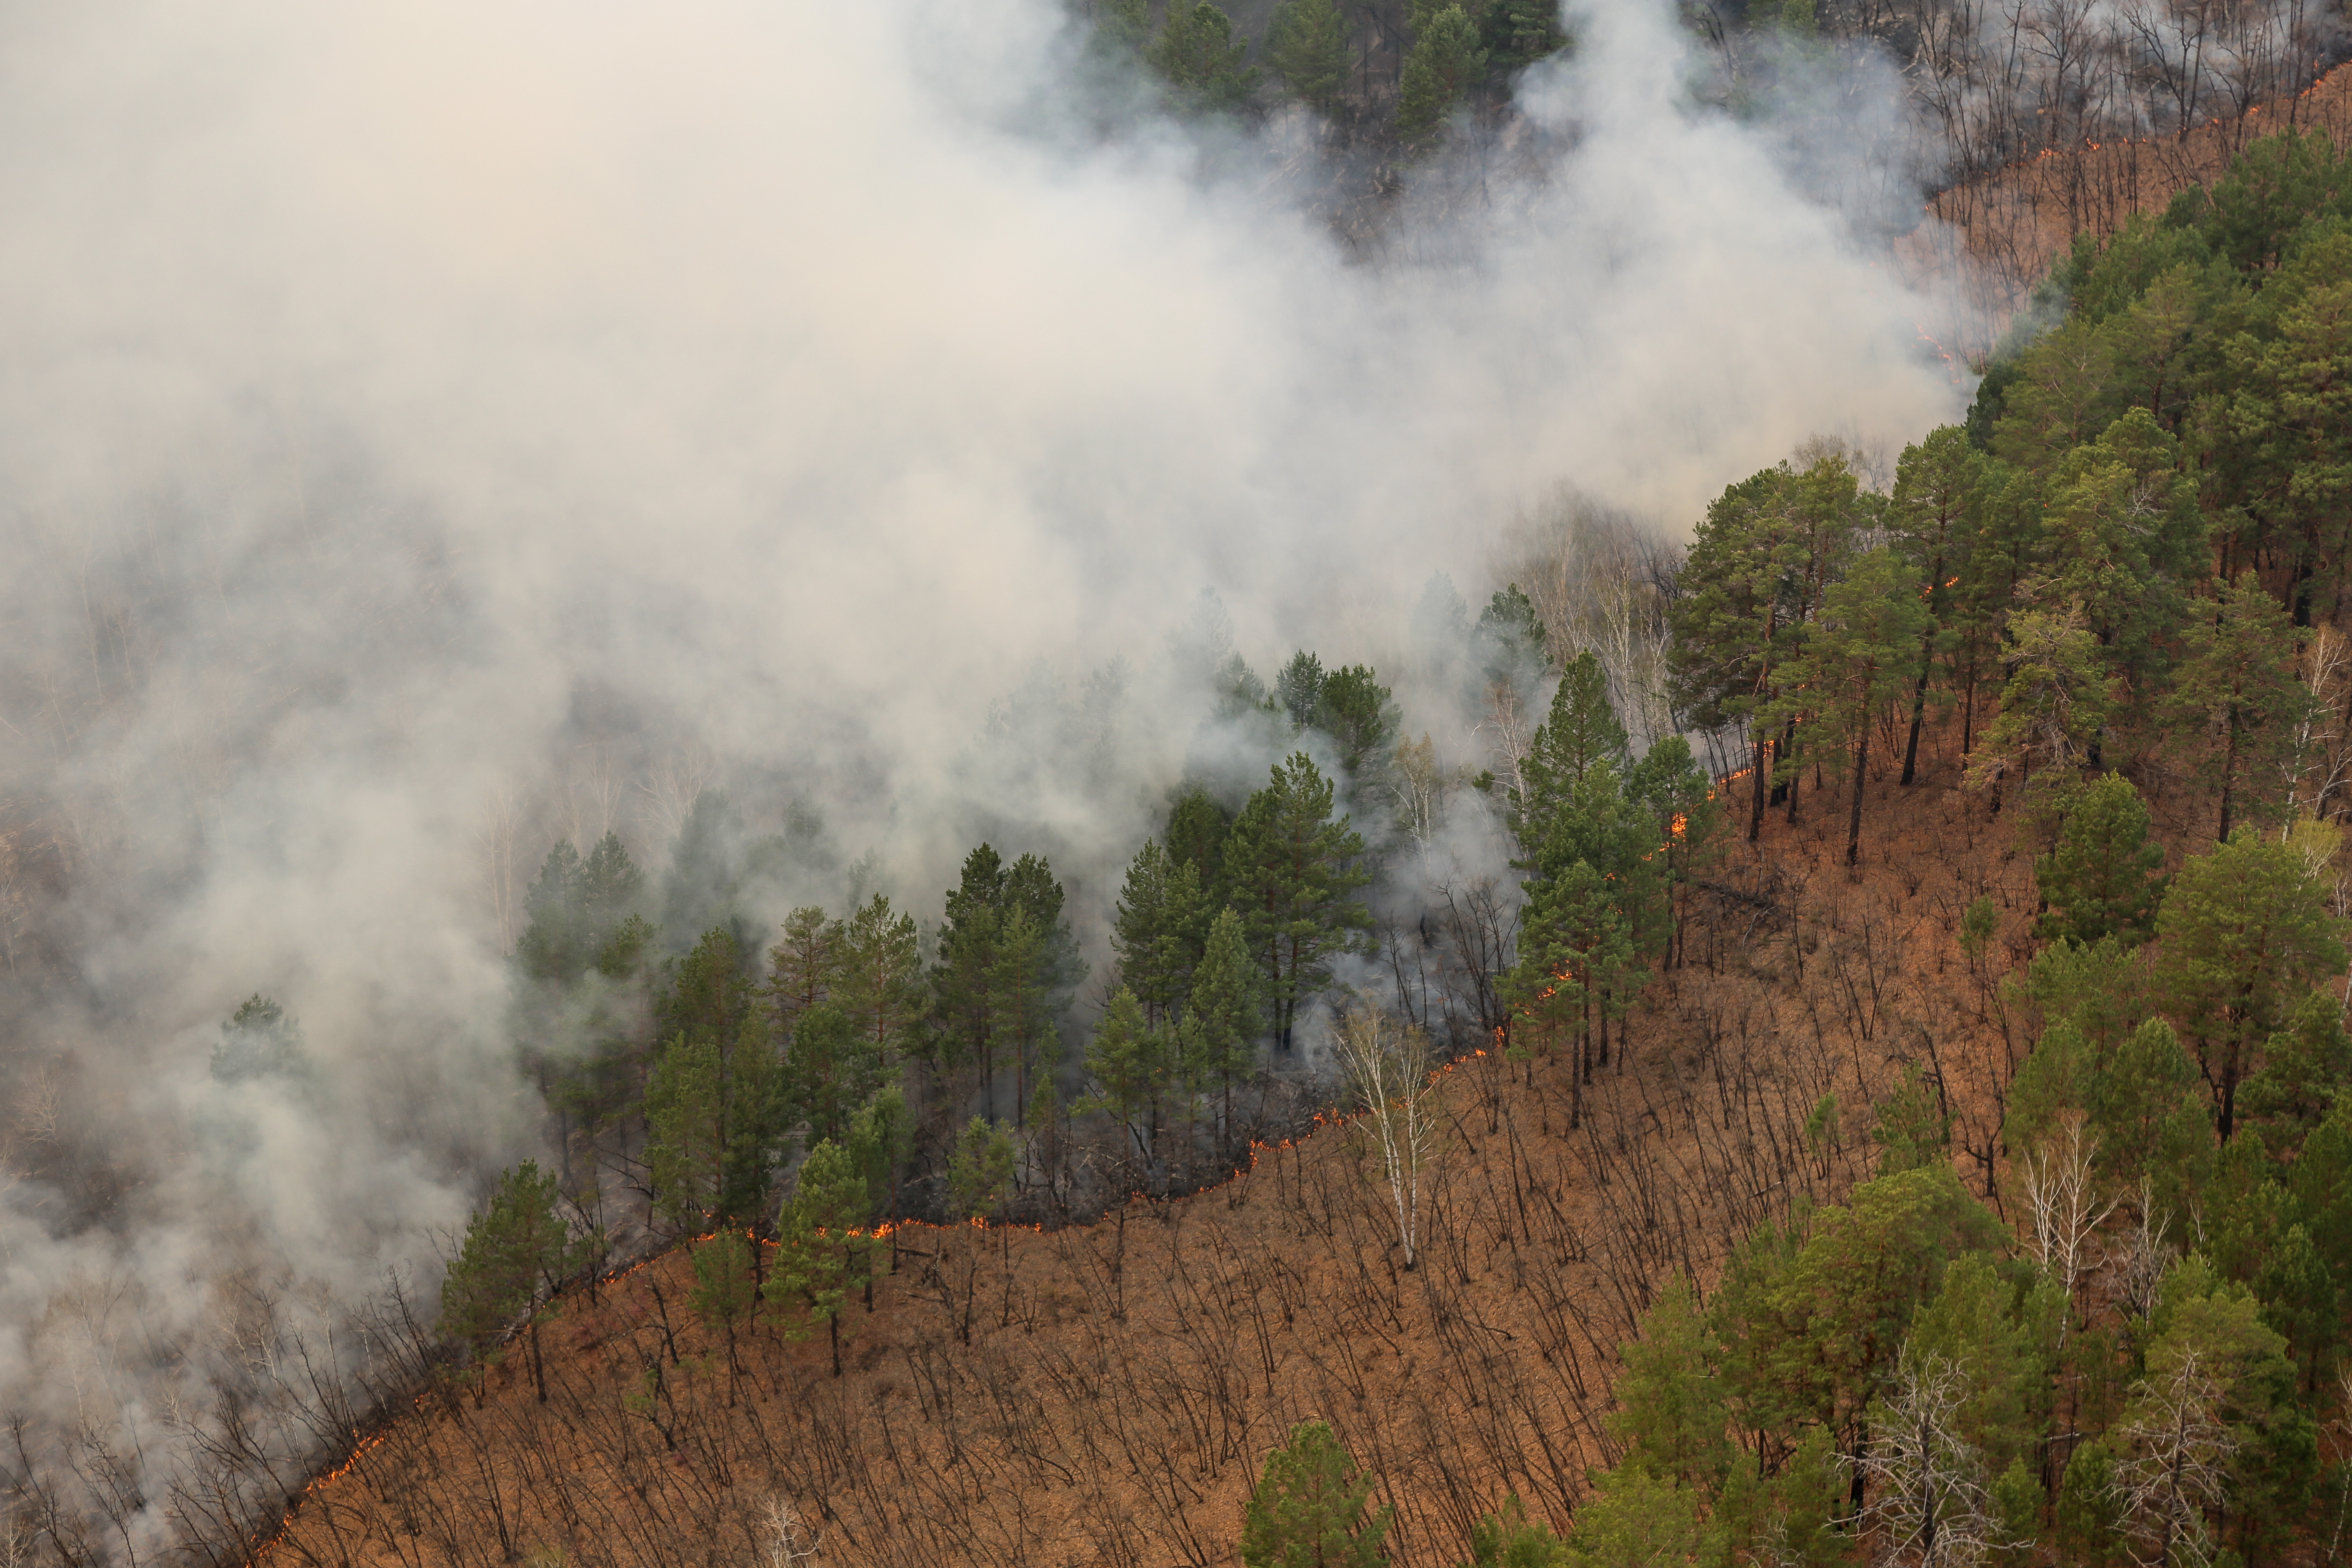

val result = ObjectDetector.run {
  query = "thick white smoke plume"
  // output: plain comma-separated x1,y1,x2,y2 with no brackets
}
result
0,0,1964,1554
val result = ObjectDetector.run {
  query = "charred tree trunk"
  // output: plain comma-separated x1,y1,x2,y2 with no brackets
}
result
1847,727,1870,868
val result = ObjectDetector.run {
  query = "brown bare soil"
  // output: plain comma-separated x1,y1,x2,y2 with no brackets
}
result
258,715,2074,1568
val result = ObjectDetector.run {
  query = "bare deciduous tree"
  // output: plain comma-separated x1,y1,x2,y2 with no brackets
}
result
2100,1176,2174,1325
1858,1350,2007,1568
2111,1346,2235,1568
756,1495,823,1567
1335,1002,1441,1272
2020,1109,2117,1349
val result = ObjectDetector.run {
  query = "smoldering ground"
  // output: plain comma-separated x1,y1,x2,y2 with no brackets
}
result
0,0,1963,1555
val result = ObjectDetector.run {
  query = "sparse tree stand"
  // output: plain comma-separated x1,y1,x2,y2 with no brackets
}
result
1334,1004,1440,1271
1240,1420,1393,1568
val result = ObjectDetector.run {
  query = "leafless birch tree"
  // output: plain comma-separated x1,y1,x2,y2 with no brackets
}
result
1336,1003,1441,1272
2020,1110,2117,1348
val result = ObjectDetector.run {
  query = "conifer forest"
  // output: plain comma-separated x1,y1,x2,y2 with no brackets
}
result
13,1,2352,1567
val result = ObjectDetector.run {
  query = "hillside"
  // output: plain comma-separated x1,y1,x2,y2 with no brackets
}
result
262,724,2034,1568
243,102,2352,1568
16,7,2352,1565
1909,60,2352,359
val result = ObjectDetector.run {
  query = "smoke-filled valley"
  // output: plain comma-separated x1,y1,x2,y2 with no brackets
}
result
16,0,2352,1564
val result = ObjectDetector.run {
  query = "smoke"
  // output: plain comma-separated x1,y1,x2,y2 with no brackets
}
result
0,0,1964,1553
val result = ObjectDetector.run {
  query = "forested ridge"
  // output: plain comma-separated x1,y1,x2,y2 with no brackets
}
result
110,125,2352,1568
16,6,2352,1562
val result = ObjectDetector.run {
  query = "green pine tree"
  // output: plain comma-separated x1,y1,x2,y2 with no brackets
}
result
1610,1274,1730,1490
1561,1460,1703,1566
1884,425,1985,784
1082,987,1180,1186
1265,0,1350,112
1225,753,1373,1052
2034,772,2167,945
2153,827,2347,1140
1113,838,1206,1030
1149,2,1259,113
2088,1017,2213,1223
1165,785,1233,889
765,904,839,1038
1505,860,1635,1129
832,892,926,1074
210,993,309,1085
1624,734,1726,971
2239,988,2352,1156
1480,0,1568,72
438,1160,592,1404
2020,410,2207,734
1967,603,2114,801
1456,1492,1565,1566
1314,664,1402,785
1181,905,1263,1156
846,1082,913,1224
764,1139,879,1377
1396,5,1486,138
946,1116,1018,1221
1089,0,1151,58
1709,1165,2004,1465
1470,583,1550,720
1871,1064,1953,1176
1668,453,1866,841
784,1003,882,1149
932,846,1079,1123
686,1228,757,1393
1503,658,1656,1111
1239,1420,1393,1568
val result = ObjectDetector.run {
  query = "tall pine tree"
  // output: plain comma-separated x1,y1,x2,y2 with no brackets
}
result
1224,754,1373,1051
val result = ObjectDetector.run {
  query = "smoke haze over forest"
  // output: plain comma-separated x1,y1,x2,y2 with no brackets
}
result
0,0,1968,1552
